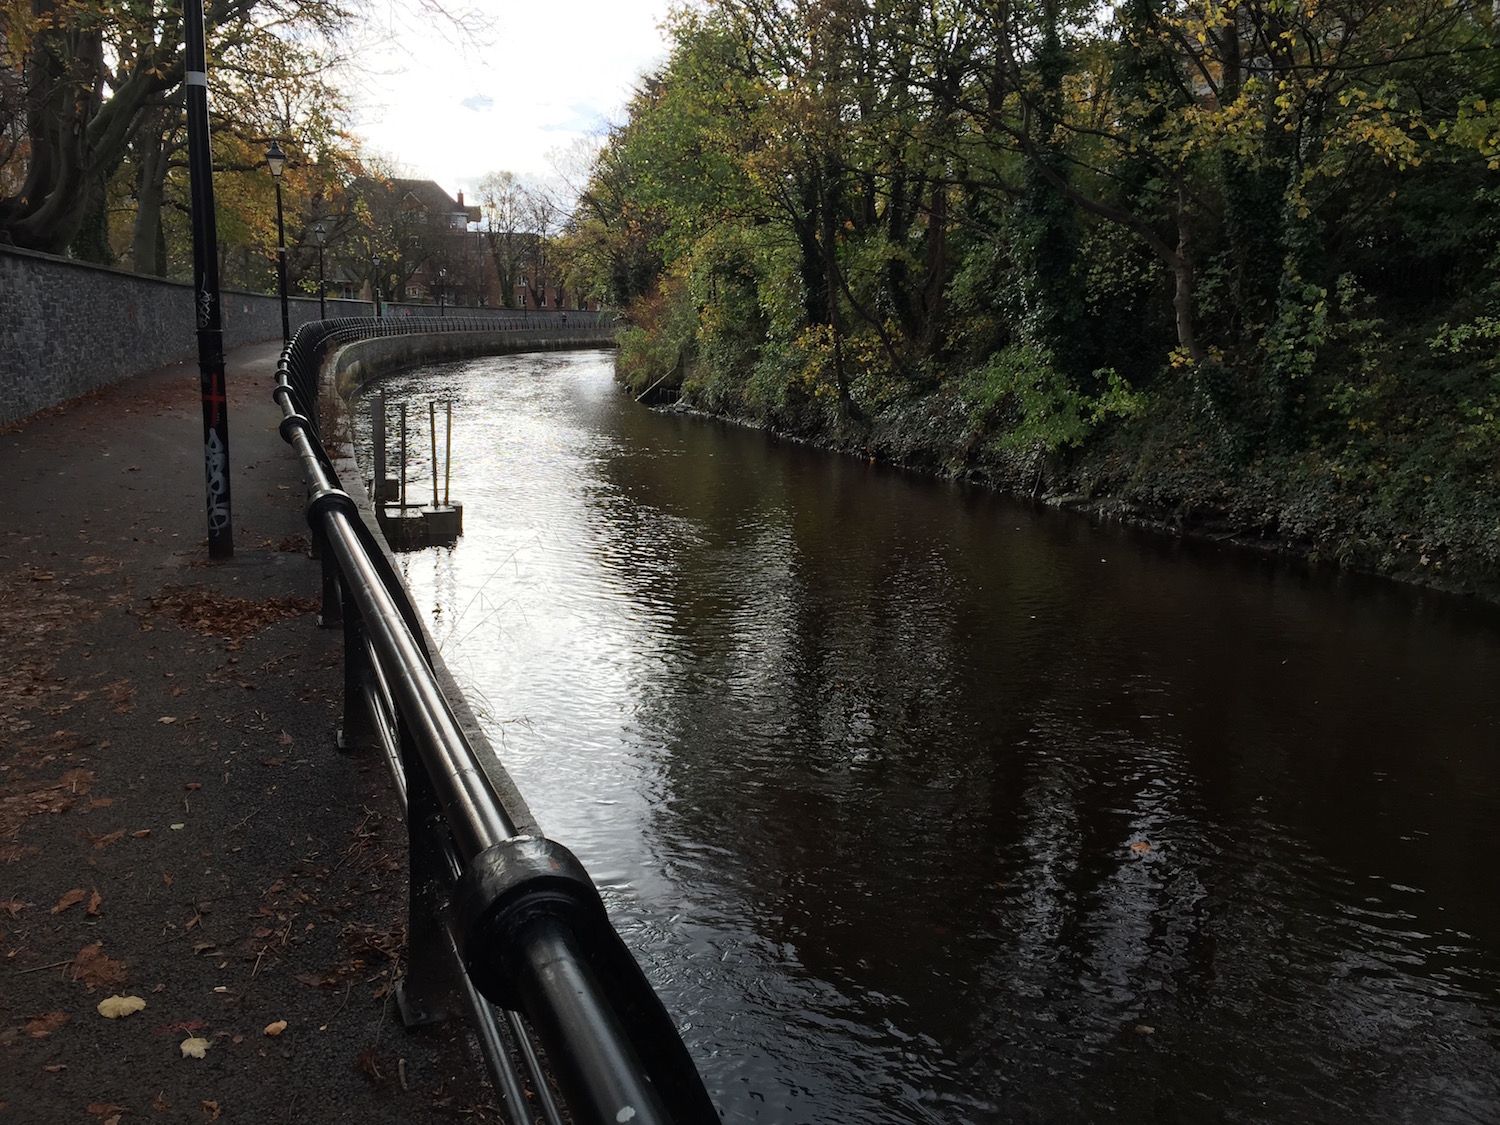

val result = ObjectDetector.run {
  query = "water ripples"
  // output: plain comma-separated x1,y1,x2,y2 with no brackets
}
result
357,352,1500,1124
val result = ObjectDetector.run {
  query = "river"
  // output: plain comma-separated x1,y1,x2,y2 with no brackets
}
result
355,349,1500,1124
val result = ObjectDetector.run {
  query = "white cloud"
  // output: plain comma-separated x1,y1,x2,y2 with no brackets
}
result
351,0,670,197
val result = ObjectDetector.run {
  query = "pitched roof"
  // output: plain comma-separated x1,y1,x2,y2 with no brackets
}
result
352,176,482,222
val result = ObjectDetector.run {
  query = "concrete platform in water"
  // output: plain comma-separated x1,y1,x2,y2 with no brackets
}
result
377,502,464,550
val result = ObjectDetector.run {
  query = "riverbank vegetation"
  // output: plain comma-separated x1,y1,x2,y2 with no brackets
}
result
568,0,1500,594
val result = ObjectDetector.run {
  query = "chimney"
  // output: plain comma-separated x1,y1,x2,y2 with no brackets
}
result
456,190,464,207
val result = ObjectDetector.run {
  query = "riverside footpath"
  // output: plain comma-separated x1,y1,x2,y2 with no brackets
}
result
0,341,500,1122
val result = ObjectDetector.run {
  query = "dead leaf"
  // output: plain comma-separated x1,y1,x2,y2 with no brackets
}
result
151,1093,172,1112
79,829,125,850
1130,841,1152,854
162,873,173,886
276,731,293,745
260,758,283,768
70,943,128,990
86,1104,124,1119
97,995,146,1019
356,1045,387,1087
158,716,177,725
131,829,150,839
1135,1023,1156,1035
26,1011,69,1037
88,798,114,809
202,1101,221,1121
87,889,102,916
43,1064,66,1072
104,680,135,714
263,1019,287,1037
1,898,28,918
184,782,201,791
51,888,86,914
180,1036,210,1059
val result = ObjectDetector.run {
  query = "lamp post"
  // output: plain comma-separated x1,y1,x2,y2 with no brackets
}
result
371,255,382,320
264,140,290,344
439,268,447,317
312,222,327,319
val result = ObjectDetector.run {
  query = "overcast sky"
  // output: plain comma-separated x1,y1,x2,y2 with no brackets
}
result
349,0,674,199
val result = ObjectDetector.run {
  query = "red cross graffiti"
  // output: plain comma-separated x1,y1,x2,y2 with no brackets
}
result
205,372,226,428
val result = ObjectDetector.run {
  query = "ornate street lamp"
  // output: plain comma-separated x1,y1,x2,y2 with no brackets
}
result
264,140,290,344
312,222,327,319
371,254,382,320
439,268,447,317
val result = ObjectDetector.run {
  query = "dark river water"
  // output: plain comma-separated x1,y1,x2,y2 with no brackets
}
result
356,350,1500,1124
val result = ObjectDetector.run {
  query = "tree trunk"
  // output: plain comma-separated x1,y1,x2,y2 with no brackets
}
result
1173,185,1203,364
131,114,173,275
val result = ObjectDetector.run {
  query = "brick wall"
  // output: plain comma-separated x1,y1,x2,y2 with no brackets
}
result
0,245,372,427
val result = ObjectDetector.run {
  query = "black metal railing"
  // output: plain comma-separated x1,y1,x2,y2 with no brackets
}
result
272,318,714,1125
279,312,617,444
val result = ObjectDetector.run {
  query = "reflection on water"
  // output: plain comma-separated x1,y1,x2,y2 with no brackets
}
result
356,351,1500,1124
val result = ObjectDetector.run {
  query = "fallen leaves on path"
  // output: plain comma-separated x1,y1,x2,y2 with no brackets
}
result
51,888,86,914
1,768,96,843
25,1011,68,1037
97,995,146,1018
0,569,99,735
70,943,127,990
77,828,125,850
148,585,319,649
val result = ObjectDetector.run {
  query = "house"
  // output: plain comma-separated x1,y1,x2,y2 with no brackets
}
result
352,177,489,306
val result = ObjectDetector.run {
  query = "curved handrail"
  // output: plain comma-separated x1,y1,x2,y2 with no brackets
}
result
272,317,714,1125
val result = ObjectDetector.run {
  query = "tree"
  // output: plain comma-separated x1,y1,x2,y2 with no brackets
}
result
0,0,363,256
477,170,528,307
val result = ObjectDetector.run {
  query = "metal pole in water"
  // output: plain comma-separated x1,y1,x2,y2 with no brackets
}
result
372,393,386,502
399,403,408,509
429,401,439,509
444,401,453,507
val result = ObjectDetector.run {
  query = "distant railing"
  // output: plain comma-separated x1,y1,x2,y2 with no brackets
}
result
273,318,713,1125
280,313,617,443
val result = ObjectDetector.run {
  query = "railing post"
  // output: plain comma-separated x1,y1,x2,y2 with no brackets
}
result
314,523,341,624
337,585,377,752
395,716,462,1027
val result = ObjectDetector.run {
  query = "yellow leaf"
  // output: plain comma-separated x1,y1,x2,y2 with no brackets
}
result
180,1036,210,1058
263,1019,288,1037
97,995,146,1019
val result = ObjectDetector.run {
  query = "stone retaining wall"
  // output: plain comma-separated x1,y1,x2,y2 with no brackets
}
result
328,328,619,399
0,244,372,426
